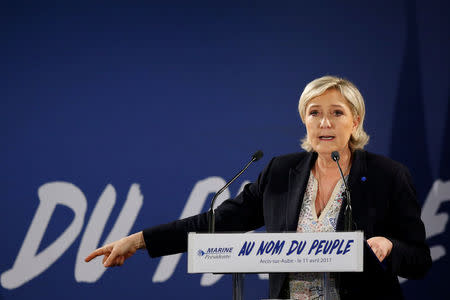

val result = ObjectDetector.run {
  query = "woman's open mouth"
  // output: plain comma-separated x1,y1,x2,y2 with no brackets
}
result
319,136,335,140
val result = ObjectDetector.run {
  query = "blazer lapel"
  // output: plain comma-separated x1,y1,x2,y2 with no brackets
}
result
285,152,317,231
336,150,368,231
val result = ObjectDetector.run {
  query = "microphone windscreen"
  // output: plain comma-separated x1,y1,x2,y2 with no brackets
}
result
331,151,340,161
252,150,264,161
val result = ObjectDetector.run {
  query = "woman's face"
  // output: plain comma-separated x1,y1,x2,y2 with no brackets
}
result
304,89,359,155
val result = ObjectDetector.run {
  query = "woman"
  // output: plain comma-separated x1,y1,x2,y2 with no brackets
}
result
86,76,431,299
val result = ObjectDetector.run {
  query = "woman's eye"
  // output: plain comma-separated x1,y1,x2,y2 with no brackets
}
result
333,110,344,116
309,110,319,116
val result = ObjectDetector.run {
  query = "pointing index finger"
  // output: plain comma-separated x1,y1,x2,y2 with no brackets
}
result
85,247,108,262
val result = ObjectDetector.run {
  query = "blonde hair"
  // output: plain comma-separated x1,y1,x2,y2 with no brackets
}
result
298,75,370,151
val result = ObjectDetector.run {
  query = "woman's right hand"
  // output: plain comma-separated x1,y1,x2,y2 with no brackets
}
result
84,231,146,267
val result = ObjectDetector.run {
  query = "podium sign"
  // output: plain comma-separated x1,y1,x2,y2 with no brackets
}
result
188,231,363,273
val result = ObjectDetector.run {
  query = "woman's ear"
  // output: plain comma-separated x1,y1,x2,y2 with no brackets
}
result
353,115,360,133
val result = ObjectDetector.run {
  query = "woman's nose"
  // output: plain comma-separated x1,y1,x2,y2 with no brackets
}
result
320,117,331,128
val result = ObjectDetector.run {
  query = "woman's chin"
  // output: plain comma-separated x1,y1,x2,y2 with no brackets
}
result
313,144,348,156
313,144,336,154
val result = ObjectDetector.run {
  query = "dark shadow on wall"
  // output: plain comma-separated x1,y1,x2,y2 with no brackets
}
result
439,91,450,179
389,0,432,205
389,1,438,299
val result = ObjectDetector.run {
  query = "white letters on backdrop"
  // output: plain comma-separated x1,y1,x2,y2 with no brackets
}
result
1,182,87,289
1,178,449,289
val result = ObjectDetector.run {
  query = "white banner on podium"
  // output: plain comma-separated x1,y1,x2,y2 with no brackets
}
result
188,231,363,273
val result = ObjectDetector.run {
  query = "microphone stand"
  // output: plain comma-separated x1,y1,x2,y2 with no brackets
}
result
330,151,353,300
331,151,353,231
207,151,263,300
207,155,259,233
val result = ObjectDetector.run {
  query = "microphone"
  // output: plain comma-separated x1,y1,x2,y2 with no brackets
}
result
331,151,353,231
208,150,264,233
252,150,264,161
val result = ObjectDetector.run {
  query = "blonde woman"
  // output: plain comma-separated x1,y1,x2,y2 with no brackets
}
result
86,76,431,299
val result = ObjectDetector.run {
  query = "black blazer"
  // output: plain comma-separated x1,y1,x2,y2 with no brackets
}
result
143,150,431,299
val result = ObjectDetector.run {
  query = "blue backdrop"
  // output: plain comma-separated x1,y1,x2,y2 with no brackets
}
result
1,1,449,299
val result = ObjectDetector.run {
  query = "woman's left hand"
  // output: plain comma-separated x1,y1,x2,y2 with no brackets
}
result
367,236,393,262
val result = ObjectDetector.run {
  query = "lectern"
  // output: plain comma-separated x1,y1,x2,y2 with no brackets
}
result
188,231,364,299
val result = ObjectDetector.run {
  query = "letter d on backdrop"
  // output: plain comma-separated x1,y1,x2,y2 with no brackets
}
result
1,182,86,289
